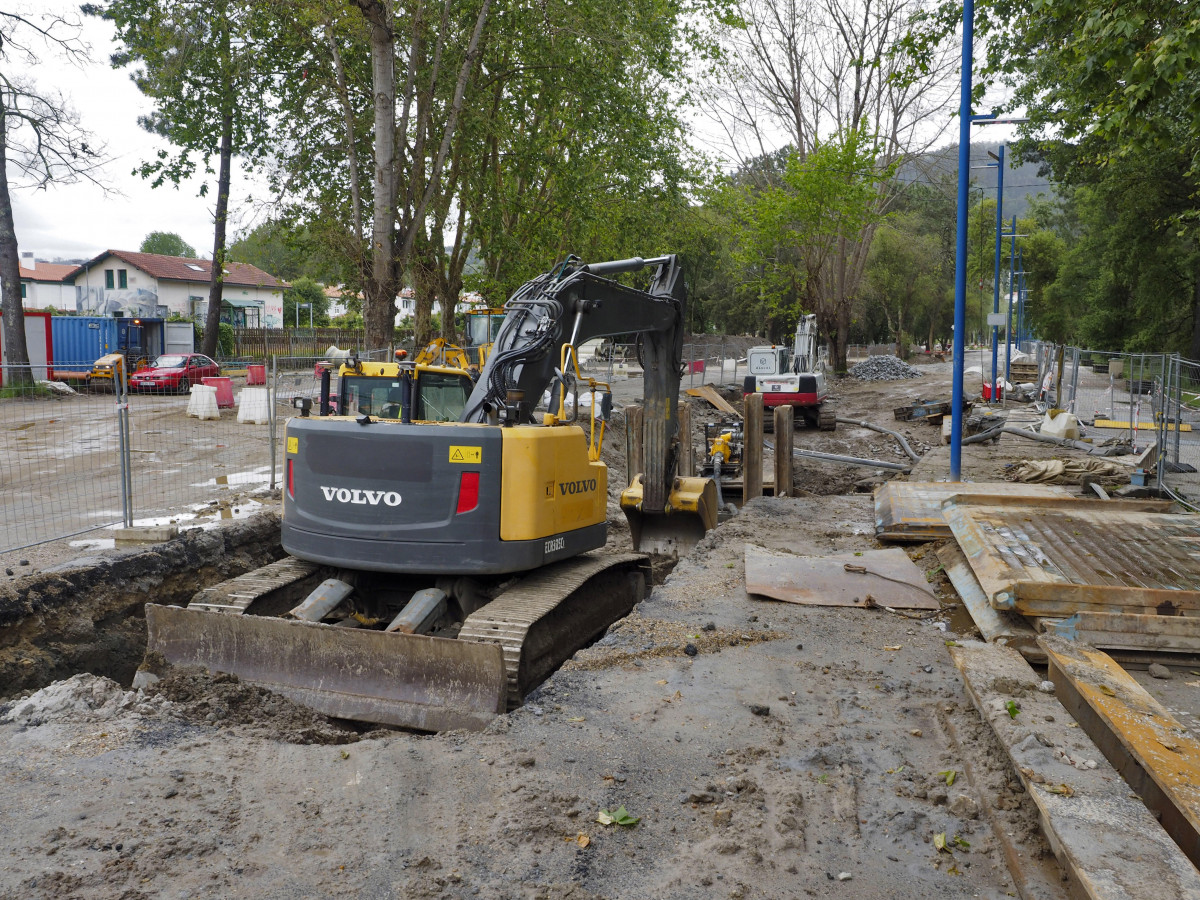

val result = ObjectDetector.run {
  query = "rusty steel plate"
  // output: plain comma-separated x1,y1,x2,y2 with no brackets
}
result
745,545,938,609
874,481,1074,542
943,501,1200,616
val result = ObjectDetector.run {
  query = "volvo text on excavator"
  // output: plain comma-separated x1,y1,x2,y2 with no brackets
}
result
143,254,717,732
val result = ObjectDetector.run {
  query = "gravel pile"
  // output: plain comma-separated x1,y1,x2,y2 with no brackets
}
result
848,355,923,381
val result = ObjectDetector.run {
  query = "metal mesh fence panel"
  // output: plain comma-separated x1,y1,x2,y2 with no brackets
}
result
0,362,130,552
1158,355,1200,508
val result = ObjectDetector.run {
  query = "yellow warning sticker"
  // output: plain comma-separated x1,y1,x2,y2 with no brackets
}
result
449,445,482,464
287,437,298,454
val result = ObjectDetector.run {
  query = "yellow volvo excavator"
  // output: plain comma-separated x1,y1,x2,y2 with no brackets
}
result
144,254,717,731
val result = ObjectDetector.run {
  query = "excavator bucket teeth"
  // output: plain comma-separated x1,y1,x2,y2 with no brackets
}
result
620,475,718,557
145,604,507,732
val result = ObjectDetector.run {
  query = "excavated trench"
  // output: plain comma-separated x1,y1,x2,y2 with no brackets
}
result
0,513,285,702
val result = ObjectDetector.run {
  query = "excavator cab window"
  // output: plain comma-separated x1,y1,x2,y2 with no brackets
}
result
340,377,404,419
415,372,472,422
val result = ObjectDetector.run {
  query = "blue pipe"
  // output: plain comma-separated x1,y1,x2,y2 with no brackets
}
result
950,0,975,481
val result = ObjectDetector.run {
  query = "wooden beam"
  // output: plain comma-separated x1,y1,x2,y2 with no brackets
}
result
773,405,793,497
1042,612,1200,654
684,384,740,418
624,404,643,489
743,393,763,503
950,640,1200,899
1041,635,1200,870
1013,582,1200,617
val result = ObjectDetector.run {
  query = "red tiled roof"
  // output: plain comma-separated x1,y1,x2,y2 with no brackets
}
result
79,250,285,289
19,262,80,282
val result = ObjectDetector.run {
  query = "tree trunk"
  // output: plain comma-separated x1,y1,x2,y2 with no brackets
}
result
201,99,234,360
0,103,30,385
356,0,398,352
1190,263,1200,361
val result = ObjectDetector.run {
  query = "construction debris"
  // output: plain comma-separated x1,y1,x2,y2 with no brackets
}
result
848,355,923,381
1004,458,1129,485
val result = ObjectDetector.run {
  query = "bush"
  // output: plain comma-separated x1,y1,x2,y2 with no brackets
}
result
217,322,235,357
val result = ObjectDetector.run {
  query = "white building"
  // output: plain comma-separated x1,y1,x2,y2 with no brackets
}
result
71,250,286,328
16,252,80,310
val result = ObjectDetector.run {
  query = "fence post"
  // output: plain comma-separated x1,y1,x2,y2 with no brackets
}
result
773,405,793,497
1068,347,1080,412
1174,354,1183,466
744,393,763,503
116,373,133,528
269,354,278,491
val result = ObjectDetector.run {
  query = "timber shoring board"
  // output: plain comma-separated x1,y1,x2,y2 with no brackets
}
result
744,544,939,609
874,482,1074,542
950,640,1200,899
1042,612,1200,654
684,385,740,418
1041,635,1200,871
943,502,1200,613
937,543,1044,661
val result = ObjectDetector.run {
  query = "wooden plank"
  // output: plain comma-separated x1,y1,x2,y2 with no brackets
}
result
1041,635,1200,871
685,384,740,418
1014,581,1200,617
677,402,694,477
1094,418,1191,432
745,545,938,609
937,543,1043,661
950,639,1200,899
1042,612,1200,654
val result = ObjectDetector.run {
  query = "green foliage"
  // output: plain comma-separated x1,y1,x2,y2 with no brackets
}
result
284,277,331,328
717,127,894,343
139,231,196,257
228,220,345,284
217,322,234,358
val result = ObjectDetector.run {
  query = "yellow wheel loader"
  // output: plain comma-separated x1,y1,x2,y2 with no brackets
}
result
144,255,717,731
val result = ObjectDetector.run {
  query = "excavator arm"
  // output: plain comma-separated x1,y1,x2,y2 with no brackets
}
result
462,255,689,516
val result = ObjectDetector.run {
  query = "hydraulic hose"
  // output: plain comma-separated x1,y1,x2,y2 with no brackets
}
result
835,417,922,463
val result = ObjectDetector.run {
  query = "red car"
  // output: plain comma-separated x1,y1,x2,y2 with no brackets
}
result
129,353,220,394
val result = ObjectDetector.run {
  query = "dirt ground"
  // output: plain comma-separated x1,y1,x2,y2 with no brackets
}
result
0,355,1125,899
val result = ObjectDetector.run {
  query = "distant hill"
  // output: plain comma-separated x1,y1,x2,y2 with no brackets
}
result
897,142,1057,220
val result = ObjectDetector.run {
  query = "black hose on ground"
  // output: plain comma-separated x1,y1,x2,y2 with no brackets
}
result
834,417,922,462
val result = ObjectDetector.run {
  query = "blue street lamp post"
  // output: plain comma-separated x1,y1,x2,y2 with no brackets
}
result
950,0,976,481
1005,216,1017,383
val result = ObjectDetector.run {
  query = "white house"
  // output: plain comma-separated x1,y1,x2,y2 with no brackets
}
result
16,253,80,310
71,250,286,328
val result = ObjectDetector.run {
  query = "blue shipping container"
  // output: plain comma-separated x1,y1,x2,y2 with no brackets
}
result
51,316,166,371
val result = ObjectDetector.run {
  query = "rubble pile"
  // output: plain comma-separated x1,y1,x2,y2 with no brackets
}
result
848,356,923,381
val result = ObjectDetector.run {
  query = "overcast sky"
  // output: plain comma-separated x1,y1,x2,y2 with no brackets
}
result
16,3,1020,267
12,2,263,263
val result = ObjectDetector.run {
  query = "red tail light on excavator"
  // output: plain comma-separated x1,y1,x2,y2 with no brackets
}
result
287,458,294,499
456,471,479,514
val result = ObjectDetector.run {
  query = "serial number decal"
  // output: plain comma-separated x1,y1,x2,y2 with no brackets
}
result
545,536,566,553
449,445,482,464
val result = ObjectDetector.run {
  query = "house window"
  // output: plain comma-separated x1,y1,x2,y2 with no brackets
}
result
118,269,128,289
105,269,114,290
20,283,26,299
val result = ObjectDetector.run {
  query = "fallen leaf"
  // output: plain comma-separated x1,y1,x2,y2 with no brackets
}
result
884,645,902,651
1184,681,1200,687
1046,783,1074,797
952,835,970,851
938,770,957,786
933,832,949,853
576,833,590,848
1099,684,1117,697
1005,700,1020,719
597,806,639,827
340,750,349,760
947,863,962,876
656,679,668,686
566,716,585,723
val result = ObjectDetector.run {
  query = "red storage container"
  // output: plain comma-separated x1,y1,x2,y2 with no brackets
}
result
202,376,235,408
982,380,1003,400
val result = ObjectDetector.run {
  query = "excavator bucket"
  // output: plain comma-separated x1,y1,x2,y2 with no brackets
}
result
145,604,508,732
620,475,718,558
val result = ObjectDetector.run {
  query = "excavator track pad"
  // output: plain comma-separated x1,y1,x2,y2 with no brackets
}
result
145,552,648,732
